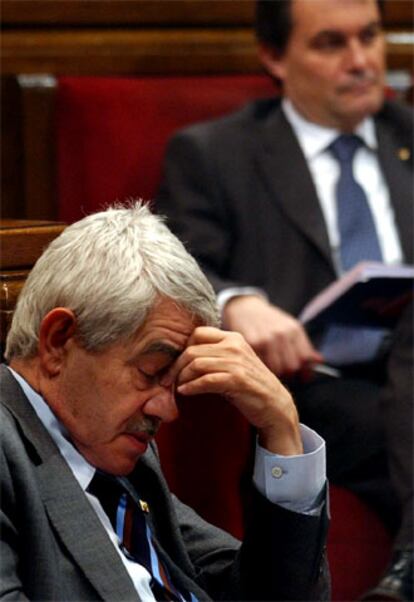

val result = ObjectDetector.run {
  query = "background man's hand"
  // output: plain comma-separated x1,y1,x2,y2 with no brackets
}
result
167,327,303,456
223,295,323,377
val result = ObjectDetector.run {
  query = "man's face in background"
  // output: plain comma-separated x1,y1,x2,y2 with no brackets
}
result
260,0,386,131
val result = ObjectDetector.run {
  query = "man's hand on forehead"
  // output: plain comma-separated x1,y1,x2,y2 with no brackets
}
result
164,327,303,456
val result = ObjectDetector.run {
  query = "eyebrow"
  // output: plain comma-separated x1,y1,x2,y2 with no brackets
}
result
140,341,182,360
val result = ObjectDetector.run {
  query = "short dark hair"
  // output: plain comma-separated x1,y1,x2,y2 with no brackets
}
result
255,0,385,54
255,0,292,54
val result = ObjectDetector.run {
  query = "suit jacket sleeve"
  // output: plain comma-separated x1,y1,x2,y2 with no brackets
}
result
0,430,31,601
172,487,330,601
157,125,247,295
136,442,330,601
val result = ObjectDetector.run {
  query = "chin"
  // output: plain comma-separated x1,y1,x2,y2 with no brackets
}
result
349,88,384,119
91,453,141,476
337,99,382,130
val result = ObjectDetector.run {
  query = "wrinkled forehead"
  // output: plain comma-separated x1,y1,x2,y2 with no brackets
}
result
129,298,198,354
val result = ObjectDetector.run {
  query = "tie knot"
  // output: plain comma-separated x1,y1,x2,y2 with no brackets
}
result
330,134,363,163
88,470,125,503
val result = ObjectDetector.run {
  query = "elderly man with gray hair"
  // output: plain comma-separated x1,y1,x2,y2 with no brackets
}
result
1,202,329,601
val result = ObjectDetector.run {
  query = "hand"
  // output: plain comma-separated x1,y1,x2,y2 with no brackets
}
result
223,296,323,377
166,327,303,455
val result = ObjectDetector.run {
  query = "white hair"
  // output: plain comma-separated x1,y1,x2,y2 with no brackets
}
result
5,201,220,359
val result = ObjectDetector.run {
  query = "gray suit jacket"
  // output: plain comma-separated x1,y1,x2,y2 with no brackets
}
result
157,98,413,318
0,365,329,601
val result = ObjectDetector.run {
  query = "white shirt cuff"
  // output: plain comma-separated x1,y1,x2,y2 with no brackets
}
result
217,287,268,316
253,424,326,515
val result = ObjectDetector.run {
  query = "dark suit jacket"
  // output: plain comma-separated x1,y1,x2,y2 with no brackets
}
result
0,365,329,601
157,98,413,319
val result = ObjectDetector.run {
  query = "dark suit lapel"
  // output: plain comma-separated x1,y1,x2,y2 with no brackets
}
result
0,366,139,602
256,107,334,271
376,119,414,264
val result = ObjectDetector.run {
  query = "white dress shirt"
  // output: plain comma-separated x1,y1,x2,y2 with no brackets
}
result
282,98,404,273
218,98,403,313
9,366,326,600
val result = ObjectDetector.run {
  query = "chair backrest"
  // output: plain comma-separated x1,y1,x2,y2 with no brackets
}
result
56,74,275,223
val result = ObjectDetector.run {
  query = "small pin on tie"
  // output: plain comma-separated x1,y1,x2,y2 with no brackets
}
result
139,500,149,513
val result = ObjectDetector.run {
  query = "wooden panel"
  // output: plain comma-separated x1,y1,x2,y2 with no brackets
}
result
386,33,414,71
18,75,59,219
0,220,66,347
382,1,413,27
1,0,255,25
1,28,260,75
1,0,412,76
1,270,29,344
0,76,24,219
2,0,410,27
0,220,66,269
2,27,411,76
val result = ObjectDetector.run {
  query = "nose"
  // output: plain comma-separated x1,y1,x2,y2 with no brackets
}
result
346,38,369,71
143,384,179,423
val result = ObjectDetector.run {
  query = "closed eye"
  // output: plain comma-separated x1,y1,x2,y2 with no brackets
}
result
138,365,172,385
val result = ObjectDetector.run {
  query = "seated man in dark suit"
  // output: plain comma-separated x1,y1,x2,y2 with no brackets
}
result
156,0,413,599
1,202,329,601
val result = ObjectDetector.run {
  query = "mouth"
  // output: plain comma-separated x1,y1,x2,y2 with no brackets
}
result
340,76,378,96
123,431,152,453
122,416,161,454
350,82,375,95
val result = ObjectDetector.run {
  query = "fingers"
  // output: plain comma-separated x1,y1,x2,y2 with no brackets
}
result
169,327,252,392
169,326,286,408
267,321,322,376
168,326,262,393
169,326,303,455
224,296,322,376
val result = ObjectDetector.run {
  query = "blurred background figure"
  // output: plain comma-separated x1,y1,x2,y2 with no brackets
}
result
157,2,413,600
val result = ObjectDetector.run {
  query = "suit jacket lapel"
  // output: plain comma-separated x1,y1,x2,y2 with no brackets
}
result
256,107,334,272
376,119,413,264
37,456,140,601
1,366,139,602
255,105,413,269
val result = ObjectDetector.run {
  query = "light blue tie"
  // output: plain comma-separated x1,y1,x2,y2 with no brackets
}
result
318,135,387,366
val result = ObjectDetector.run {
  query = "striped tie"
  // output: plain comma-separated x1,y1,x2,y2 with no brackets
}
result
88,471,196,602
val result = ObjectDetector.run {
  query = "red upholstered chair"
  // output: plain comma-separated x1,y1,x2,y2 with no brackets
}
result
56,75,392,600
56,75,276,223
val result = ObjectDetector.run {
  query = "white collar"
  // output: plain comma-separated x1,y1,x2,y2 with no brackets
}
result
282,98,378,160
8,366,95,491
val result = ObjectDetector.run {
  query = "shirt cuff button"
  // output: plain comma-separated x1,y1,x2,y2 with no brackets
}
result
271,466,283,479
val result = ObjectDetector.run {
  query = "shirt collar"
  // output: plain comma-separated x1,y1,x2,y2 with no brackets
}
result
7,366,95,491
282,98,378,160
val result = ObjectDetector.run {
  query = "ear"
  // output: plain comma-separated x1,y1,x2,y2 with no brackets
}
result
38,308,77,376
258,43,287,83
